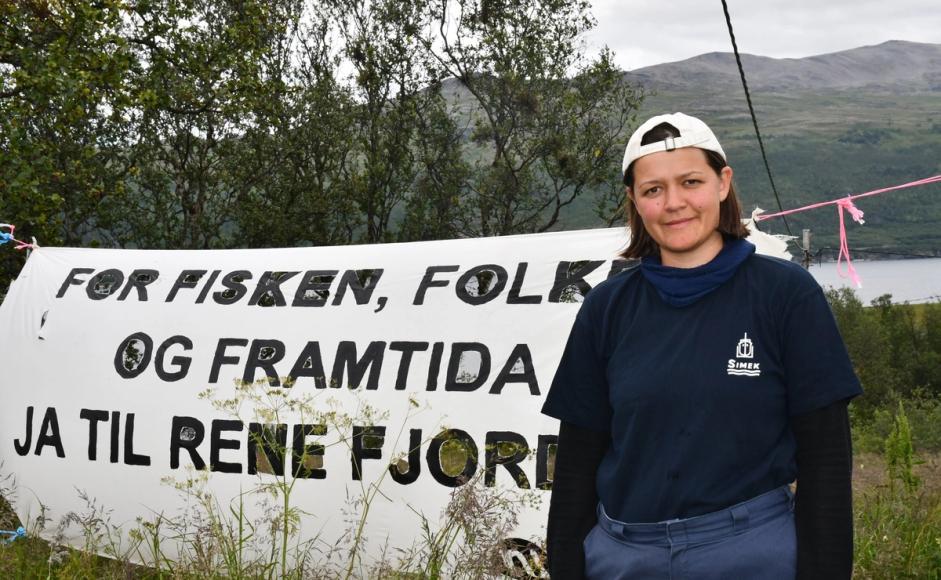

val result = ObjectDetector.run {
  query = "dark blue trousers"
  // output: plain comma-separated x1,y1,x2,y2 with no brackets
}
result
584,485,796,579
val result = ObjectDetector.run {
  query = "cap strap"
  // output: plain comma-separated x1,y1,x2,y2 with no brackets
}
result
635,130,717,158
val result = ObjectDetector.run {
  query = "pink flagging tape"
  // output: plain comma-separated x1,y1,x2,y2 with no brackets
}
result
834,197,863,287
754,175,941,288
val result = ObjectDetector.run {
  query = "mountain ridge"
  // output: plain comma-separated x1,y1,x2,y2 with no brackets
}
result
626,40,941,93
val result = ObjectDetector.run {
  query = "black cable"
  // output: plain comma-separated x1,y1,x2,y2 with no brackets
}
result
720,0,792,237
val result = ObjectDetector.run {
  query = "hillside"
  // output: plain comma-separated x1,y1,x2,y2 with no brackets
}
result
522,40,941,257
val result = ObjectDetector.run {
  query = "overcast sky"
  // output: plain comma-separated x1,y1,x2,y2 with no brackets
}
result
586,0,941,70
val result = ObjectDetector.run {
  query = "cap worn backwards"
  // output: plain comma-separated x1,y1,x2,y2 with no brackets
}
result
621,112,726,177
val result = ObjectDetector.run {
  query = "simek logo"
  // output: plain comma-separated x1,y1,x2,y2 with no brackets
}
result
728,333,761,377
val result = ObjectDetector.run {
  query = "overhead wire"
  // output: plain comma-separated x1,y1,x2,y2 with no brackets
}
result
719,0,793,238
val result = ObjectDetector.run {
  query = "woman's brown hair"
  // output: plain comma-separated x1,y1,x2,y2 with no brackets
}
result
619,123,749,260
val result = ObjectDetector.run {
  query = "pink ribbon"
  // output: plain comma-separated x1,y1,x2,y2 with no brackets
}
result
754,175,941,287
835,197,864,288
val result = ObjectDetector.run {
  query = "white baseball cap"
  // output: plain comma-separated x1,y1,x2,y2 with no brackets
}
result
621,112,726,177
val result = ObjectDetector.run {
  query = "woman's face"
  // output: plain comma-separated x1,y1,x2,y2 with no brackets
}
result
629,147,733,268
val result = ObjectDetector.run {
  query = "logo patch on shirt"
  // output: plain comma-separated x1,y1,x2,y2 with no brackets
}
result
728,332,761,377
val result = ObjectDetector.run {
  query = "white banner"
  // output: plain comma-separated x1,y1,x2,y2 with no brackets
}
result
0,226,789,576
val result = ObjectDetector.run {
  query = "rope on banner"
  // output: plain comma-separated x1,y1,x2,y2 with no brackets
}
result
0,223,37,251
0,526,26,545
754,175,941,288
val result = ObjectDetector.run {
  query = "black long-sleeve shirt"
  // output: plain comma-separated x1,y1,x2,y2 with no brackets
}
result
545,399,854,579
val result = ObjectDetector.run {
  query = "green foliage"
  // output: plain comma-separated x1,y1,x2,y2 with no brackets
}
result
94,0,369,251
838,127,894,145
827,290,941,420
1,0,643,288
397,102,473,242
854,414,941,580
854,394,941,454
320,0,471,244
0,0,137,281
426,0,642,236
885,402,921,493
826,288,902,415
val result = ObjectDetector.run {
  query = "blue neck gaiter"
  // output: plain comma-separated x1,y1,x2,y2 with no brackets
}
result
640,238,756,307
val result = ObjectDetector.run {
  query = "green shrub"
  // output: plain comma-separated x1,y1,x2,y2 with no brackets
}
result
885,402,920,493
853,394,941,454
854,403,941,579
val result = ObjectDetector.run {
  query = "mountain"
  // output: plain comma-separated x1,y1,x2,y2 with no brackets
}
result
440,41,941,256
603,41,941,257
626,40,941,93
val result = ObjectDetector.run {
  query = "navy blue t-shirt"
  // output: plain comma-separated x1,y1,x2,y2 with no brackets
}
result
541,253,862,524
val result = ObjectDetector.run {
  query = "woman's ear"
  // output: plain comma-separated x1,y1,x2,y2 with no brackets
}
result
718,166,733,201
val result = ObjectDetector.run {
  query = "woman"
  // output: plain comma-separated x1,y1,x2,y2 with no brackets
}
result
542,112,861,579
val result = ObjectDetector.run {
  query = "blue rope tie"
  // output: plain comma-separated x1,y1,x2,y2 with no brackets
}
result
1,526,26,544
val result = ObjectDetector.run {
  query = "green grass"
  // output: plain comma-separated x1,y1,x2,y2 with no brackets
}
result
4,450,941,577
853,453,941,579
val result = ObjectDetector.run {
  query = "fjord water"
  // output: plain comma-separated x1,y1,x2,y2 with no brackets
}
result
808,258,941,305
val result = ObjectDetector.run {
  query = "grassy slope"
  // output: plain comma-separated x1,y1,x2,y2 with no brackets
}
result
558,88,941,256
